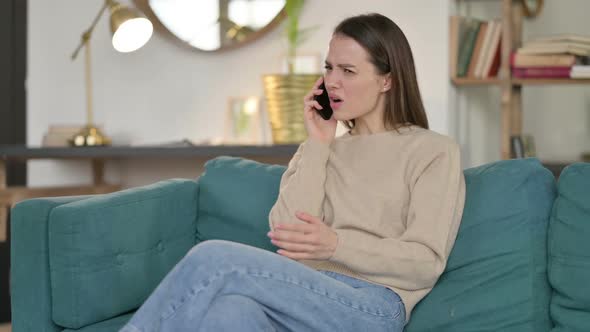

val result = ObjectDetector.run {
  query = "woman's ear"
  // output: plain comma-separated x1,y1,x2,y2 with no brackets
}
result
381,73,392,92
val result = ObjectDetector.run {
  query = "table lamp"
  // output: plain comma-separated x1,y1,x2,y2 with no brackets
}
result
70,0,153,146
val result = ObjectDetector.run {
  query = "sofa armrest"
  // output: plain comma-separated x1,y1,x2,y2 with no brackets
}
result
46,178,199,329
11,195,96,332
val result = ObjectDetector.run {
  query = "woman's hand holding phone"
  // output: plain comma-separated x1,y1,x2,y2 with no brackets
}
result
303,77,337,145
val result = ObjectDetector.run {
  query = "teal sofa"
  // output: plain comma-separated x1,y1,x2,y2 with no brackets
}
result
10,157,590,332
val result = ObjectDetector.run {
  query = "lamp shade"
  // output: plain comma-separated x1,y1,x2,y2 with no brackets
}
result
109,3,153,53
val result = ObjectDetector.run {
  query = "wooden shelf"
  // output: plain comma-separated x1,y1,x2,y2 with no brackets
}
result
512,78,590,85
452,0,590,159
451,77,501,85
453,77,590,86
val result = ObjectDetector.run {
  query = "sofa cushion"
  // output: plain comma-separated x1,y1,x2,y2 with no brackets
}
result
406,158,556,332
48,179,198,329
549,163,590,332
196,156,285,251
62,312,134,332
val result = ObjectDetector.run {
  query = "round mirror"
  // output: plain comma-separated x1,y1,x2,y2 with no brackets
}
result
133,0,286,52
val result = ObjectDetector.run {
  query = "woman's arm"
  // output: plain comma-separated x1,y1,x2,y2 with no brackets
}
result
328,141,466,291
268,138,331,231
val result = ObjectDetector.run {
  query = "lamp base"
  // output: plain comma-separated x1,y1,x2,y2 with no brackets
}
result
69,125,111,147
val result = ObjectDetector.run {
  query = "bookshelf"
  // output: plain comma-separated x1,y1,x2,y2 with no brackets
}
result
452,0,590,160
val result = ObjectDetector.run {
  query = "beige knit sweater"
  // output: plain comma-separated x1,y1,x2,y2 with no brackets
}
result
268,125,466,321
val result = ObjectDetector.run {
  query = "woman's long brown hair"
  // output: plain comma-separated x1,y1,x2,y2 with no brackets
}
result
333,13,429,131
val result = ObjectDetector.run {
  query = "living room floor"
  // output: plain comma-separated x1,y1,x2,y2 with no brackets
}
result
0,323,10,332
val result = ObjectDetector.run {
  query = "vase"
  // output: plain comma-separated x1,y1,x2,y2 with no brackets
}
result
262,73,320,144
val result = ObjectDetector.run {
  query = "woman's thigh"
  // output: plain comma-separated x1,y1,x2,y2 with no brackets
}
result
184,240,405,331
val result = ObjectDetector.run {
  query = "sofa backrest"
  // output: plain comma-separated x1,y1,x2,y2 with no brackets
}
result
548,163,590,332
196,156,285,251
199,157,557,332
406,158,556,331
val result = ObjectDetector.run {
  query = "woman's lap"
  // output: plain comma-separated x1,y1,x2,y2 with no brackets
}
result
120,240,405,332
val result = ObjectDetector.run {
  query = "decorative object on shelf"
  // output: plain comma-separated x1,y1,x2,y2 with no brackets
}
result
522,134,537,158
133,0,287,52
262,0,320,144
224,96,266,145
510,134,539,159
510,134,538,159
70,0,153,147
510,135,525,158
520,0,544,18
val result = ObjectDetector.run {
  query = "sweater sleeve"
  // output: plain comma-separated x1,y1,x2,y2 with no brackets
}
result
268,138,331,231
328,141,466,291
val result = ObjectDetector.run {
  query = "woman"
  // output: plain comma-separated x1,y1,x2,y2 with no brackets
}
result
121,13,465,332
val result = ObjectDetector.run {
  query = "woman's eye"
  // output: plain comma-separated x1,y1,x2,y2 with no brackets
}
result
324,65,332,71
344,68,354,74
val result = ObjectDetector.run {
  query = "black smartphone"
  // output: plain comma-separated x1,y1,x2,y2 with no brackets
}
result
313,82,333,120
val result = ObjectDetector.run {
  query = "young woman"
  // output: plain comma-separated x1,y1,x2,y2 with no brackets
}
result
121,13,465,332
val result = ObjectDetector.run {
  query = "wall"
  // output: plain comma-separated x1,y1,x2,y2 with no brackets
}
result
27,0,452,187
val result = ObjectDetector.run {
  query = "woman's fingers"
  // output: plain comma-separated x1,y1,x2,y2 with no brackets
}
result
271,239,314,253
312,76,324,89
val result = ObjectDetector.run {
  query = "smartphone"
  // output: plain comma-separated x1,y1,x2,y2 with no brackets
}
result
313,82,333,120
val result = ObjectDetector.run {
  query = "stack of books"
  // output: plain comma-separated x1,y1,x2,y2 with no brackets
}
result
513,34,590,79
450,16,502,79
42,125,83,147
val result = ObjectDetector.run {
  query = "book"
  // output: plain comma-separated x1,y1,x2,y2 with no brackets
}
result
510,53,577,67
485,37,502,78
510,135,524,159
512,67,571,78
473,20,494,78
529,34,590,45
467,21,488,77
571,65,590,78
457,18,482,77
449,16,463,79
517,42,590,57
42,125,85,147
480,20,502,78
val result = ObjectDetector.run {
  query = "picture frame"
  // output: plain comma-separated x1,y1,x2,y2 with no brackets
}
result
224,96,265,145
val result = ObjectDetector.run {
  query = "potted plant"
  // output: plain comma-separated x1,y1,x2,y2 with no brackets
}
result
262,0,319,144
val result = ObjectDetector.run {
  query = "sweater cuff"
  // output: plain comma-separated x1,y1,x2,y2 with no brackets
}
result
329,229,354,264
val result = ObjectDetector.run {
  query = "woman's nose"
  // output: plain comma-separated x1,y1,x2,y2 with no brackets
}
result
324,74,339,89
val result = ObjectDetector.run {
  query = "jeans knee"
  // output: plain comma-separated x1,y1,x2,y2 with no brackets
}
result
185,240,240,265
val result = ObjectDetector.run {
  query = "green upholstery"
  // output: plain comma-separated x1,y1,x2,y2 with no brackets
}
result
11,196,94,332
62,313,135,332
48,179,199,329
549,163,590,332
196,157,283,251
9,157,590,332
406,158,556,332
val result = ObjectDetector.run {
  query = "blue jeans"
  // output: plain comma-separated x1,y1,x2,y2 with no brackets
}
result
120,240,405,332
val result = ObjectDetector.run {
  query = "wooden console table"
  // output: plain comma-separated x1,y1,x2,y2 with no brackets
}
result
0,144,298,242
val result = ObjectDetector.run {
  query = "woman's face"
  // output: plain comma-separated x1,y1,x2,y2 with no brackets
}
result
324,34,390,124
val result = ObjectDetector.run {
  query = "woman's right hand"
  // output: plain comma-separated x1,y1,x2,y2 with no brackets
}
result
303,77,337,145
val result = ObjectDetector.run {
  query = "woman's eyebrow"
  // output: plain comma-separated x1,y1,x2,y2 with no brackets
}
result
325,60,356,68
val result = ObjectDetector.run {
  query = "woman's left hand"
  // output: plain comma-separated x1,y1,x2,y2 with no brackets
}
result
268,211,338,261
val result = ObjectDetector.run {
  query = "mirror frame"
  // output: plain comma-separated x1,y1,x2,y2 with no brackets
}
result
520,0,544,18
133,0,287,53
